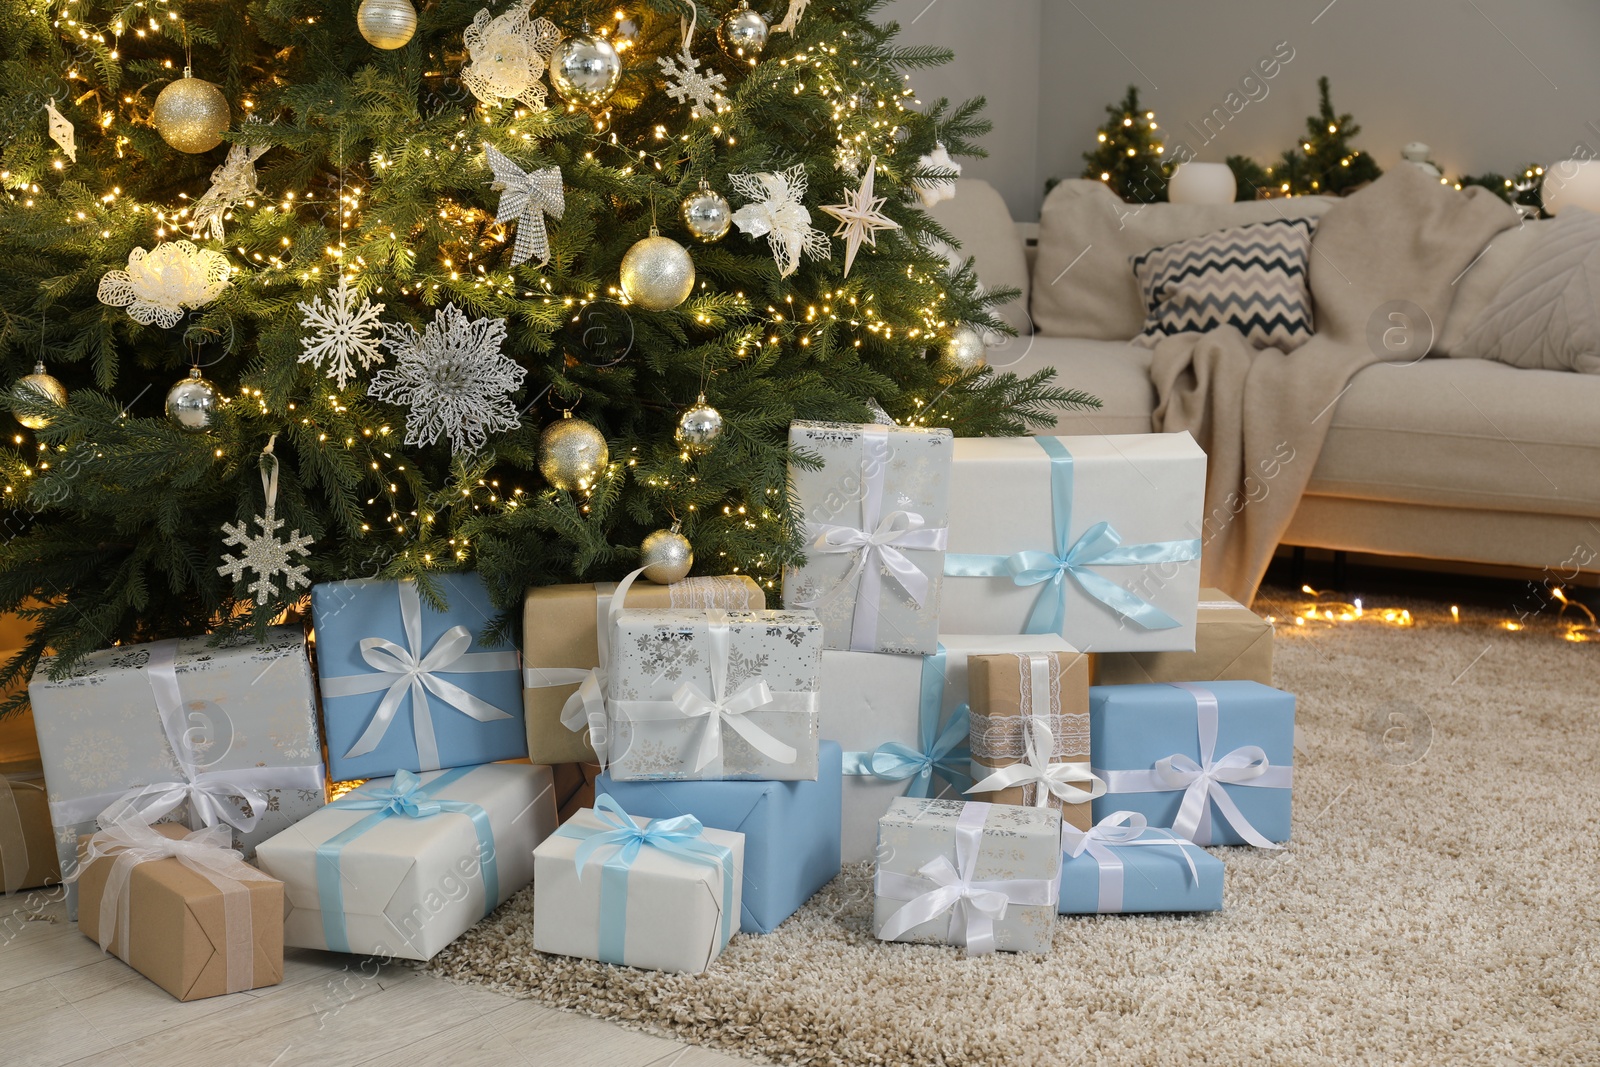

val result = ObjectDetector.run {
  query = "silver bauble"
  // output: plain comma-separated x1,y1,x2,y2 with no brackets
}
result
620,232,695,311
940,326,987,373
165,366,220,432
640,527,694,584
152,73,230,154
538,412,609,490
680,179,732,243
675,395,724,456
356,0,418,49
12,361,66,430
549,24,623,108
718,2,770,60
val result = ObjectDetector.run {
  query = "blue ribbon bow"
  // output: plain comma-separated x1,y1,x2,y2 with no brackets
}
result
842,646,973,798
945,436,1201,636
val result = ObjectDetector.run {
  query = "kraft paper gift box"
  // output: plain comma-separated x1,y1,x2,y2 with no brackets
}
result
29,627,326,918
1092,588,1273,686
595,741,842,934
313,573,528,781
255,763,553,961
782,421,952,655
942,433,1206,653
604,608,822,782
825,633,1075,864
873,798,1060,955
522,573,764,766
966,649,1101,831
1,757,61,893
1091,681,1295,847
534,796,744,973
75,821,283,1001
1058,812,1224,914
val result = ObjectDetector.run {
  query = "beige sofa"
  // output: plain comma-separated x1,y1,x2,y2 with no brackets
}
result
930,179,1600,583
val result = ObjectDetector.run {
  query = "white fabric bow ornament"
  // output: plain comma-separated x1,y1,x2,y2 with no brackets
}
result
486,145,564,267
461,6,561,109
913,143,962,208
97,241,229,329
731,165,832,278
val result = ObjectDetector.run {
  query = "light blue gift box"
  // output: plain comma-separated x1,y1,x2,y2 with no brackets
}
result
596,741,843,934
1058,816,1224,914
312,574,527,781
1089,681,1294,847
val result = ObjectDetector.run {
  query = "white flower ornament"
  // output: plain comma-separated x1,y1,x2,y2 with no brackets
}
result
461,6,561,109
97,241,229,329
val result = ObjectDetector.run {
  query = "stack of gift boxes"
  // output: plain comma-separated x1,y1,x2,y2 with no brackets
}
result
0,419,1300,1000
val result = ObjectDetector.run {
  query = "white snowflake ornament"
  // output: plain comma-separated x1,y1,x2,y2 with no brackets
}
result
485,145,564,267
914,143,962,208
189,139,270,242
219,437,314,606
461,6,560,109
820,155,900,277
45,100,75,162
97,241,229,329
659,46,728,118
368,303,526,456
730,165,831,278
297,277,387,389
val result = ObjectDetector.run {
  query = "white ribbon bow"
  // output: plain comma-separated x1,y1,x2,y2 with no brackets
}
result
486,145,564,267
1062,810,1199,914
968,653,1105,808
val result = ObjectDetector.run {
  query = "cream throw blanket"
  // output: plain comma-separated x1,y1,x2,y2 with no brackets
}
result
1150,166,1517,601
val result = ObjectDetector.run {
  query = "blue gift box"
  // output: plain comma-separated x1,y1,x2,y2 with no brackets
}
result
313,574,527,781
596,741,843,934
1059,830,1224,914
1090,681,1294,846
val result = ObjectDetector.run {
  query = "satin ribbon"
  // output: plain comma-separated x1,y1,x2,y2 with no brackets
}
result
0,772,43,895
313,766,498,954
610,610,802,773
841,645,973,798
1062,810,1201,914
322,581,520,770
874,801,1059,956
943,436,1201,635
554,793,735,966
72,809,274,993
968,653,1105,808
1094,683,1292,849
797,424,948,652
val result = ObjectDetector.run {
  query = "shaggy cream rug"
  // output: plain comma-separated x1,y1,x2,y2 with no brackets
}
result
427,593,1600,1065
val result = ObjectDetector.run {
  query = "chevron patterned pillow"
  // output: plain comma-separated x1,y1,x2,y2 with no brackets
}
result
1131,217,1319,350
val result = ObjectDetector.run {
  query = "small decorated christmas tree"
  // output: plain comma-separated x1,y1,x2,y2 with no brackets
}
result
1079,86,1169,203
1271,76,1381,196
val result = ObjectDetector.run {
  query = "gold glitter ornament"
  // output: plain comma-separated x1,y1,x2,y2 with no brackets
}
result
620,229,695,311
152,69,230,154
12,361,66,429
538,411,609,490
640,526,694,584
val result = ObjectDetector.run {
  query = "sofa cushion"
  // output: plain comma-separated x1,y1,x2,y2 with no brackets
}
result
1436,218,1553,356
926,179,1031,335
1031,180,1333,340
1012,337,1155,435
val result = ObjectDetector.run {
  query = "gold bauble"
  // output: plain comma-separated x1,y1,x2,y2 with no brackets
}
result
549,24,622,109
12,361,67,430
717,1,770,60
152,72,231,154
620,232,695,311
357,0,418,49
674,395,723,456
680,179,732,243
640,527,694,584
538,412,609,490
939,325,987,374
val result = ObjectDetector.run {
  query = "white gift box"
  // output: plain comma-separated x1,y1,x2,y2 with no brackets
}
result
825,633,1074,863
533,802,744,974
783,421,953,655
605,609,823,781
253,763,556,962
942,433,1206,653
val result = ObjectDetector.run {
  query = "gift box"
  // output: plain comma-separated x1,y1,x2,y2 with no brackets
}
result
873,797,1060,955
1,757,60,894
534,795,744,973
75,820,283,1000
313,573,527,781
966,649,1100,829
253,762,555,961
1092,588,1273,686
30,627,326,918
942,433,1206,652
1059,811,1224,914
595,741,842,934
522,572,764,766
826,634,1075,863
783,421,952,655
1091,681,1294,847
605,608,822,781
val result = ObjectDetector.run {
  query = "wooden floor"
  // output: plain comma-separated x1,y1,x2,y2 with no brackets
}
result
4,894,744,1067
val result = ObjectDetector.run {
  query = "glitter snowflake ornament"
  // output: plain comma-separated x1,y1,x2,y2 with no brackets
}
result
218,437,314,606
659,46,727,118
486,145,564,267
461,5,561,109
820,155,900,277
297,277,387,389
730,165,831,278
368,303,526,456
189,138,270,241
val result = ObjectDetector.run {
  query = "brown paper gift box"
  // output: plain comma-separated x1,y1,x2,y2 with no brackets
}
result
967,650,1094,831
522,575,764,764
1090,588,1273,686
0,684,61,893
76,824,284,1001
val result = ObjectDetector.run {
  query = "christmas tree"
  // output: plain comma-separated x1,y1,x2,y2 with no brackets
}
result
0,0,1091,705
1270,76,1381,196
1079,86,1168,203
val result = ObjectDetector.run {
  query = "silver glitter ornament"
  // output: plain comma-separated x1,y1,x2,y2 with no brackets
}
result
549,23,622,108
680,179,732,243
939,325,987,374
640,526,694,584
166,366,221,432
152,70,230,154
718,2,770,60
674,394,724,456
12,361,66,430
538,411,609,490
620,229,695,311
356,0,418,49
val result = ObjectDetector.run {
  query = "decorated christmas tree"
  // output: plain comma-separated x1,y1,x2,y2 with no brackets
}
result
1079,86,1168,203
0,0,1090,706
1270,75,1381,196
